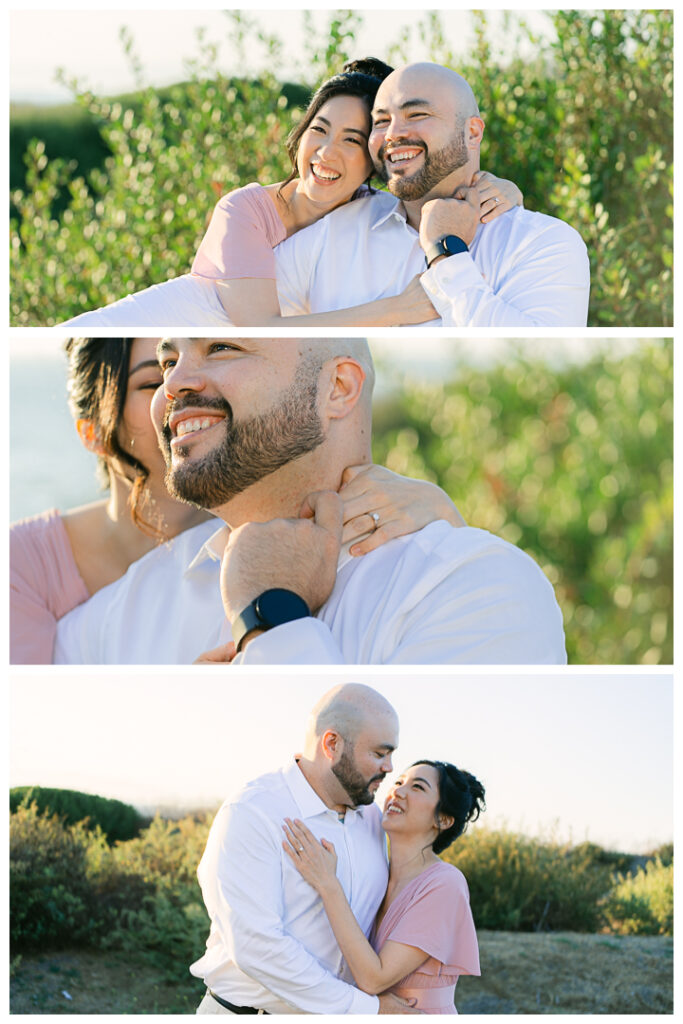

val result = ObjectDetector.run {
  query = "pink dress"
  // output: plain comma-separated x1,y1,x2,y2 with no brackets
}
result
371,862,480,1014
191,182,286,280
10,510,89,664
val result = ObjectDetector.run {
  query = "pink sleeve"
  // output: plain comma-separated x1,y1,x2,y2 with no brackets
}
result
384,869,480,976
192,184,286,280
10,511,89,664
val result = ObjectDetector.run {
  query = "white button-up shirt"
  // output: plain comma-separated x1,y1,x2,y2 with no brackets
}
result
54,520,566,664
275,192,590,327
190,759,387,1014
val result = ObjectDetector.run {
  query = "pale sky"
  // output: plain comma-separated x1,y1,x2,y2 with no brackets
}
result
10,671,673,854
10,9,554,104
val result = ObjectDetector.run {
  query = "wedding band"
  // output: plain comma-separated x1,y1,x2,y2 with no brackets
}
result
371,512,380,529
298,846,304,852
494,197,500,204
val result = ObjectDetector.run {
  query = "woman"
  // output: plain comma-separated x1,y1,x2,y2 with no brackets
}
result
62,60,520,328
283,760,485,1014
10,339,466,663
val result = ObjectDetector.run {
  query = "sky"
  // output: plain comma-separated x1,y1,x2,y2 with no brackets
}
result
10,8,555,105
9,671,673,854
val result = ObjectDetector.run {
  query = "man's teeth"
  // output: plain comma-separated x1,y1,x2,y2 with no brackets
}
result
312,164,341,180
388,150,422,163
176,417,219,438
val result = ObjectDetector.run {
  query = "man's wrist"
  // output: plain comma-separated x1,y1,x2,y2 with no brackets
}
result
423,234,469,268
231,588,311,653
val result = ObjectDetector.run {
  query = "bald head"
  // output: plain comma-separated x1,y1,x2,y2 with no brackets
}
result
376,63,479,120
304,683,398,754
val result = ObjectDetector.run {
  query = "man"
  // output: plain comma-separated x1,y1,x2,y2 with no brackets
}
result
62,64,589,330
191,684,413,1014
275,62,590,326
54,338,566,664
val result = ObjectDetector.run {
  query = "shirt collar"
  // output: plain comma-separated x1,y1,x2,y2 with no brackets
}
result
284,757,365,821
186,524,363,576
368,192,413,232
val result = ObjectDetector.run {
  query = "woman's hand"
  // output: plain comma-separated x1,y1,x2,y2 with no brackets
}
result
282,818,339,896
340,464,466,556
475,170,523,223
194,641,237,664
392,275,438,325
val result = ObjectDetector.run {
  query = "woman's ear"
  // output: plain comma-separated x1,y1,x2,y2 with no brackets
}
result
323,357,366,422
76,418,106,455
437,814,455,832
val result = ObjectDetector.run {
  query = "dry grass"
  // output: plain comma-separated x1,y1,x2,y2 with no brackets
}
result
10,932,673,1015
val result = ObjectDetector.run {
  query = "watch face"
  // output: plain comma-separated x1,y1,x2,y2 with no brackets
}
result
443,235,468,255
255,588,310,626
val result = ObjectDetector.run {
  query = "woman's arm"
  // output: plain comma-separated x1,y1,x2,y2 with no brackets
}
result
475,170,524,223
215,275,436,327
283,819,429,995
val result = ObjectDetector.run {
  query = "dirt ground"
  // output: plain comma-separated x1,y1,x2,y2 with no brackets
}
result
10,932,673,1015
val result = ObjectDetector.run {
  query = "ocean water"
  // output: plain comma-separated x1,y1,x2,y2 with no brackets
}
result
10,349,103,522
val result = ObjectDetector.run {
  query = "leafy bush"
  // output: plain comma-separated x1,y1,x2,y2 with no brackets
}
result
603,858,673,936
372,341,673,665
10,803,105,951
446,828,612,932
10,10,672,325
10,786,143,842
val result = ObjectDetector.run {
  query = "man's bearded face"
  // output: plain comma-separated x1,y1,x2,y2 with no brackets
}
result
159,359,326,510
374,120,469,200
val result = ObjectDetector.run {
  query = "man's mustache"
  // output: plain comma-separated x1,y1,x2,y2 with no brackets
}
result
161,394,233,440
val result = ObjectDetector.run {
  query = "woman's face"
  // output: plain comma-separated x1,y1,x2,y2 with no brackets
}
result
381,763,441,838
115,338,167,489
296,94,374,210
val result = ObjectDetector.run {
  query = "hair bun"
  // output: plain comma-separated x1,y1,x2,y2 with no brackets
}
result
342,57,393,82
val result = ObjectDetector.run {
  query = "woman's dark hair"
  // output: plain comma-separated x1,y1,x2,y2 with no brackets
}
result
280,57,394,196
412,760,486,855
64,338,156,536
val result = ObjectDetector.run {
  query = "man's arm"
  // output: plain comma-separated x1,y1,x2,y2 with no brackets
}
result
417,193,590,327
200,802,378,1014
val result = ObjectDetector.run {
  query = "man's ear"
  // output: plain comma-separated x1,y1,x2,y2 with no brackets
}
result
76,418,106,455
466,116,485,150
323,358,366,421
321,728,343,763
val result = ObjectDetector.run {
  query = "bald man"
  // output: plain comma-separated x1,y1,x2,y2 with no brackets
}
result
54,338,566,664
275,61,590,327
191,684,415,1014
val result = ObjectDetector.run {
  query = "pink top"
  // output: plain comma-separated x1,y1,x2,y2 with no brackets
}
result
371,861,480,1015
191,182,287,280
10,509,89,664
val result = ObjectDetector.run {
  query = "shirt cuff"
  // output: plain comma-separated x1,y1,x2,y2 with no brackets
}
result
420,251,485,325
234,617,344,664
347,990,380,1014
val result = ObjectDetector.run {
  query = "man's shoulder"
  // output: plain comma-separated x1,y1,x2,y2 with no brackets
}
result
485,204,586,250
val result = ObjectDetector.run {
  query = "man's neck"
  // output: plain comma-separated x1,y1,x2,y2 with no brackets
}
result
402,163,478,231
212,449,371,528
296,757,354,815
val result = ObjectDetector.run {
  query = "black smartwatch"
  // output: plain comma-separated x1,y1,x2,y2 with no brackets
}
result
424,234,469,269
232,588,311,653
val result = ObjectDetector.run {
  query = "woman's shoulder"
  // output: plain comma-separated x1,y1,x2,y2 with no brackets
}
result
11,508,66,550
417,860,470,899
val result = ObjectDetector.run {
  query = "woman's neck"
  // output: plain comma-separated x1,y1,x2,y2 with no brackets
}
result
387,834,440,888
107,471,210,542
272,178,351,236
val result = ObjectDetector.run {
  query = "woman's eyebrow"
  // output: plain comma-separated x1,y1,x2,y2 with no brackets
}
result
313,115,367,138
129,359,162,376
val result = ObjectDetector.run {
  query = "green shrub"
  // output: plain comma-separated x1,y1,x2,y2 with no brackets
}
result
446,828,612,932
604,858,673,936
10,786,143,842
10,803,103,951
372,341,673,665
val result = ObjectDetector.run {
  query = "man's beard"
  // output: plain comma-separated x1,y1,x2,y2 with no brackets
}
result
332,747,386,807
159,363,326,510
375,126,469,201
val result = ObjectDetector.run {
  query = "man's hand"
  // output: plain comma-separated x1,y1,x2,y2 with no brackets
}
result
419,185,480,254
220,491,344,625
378,993,420,1014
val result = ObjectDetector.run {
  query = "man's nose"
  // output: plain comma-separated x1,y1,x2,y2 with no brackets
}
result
163,356,207,398
381,753,394,773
